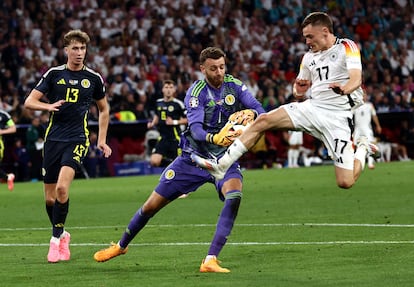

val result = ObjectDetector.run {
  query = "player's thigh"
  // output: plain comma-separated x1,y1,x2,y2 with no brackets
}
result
257,106,294,130
57,166,76,190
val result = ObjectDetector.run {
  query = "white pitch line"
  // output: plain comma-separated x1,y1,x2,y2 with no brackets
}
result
1,240,414,247
1,223,414,231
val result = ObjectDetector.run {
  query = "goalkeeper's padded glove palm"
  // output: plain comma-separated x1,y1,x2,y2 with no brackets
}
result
206,122,241,147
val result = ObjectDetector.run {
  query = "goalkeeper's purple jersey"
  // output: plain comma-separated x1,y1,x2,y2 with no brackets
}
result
181,74,264,158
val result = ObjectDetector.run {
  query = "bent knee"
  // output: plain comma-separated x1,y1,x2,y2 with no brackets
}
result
336,179,354,189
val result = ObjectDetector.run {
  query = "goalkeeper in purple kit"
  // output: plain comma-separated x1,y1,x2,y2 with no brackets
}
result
94,47,264,272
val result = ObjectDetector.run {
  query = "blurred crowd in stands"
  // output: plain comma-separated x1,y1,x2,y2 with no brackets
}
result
1,0,413,180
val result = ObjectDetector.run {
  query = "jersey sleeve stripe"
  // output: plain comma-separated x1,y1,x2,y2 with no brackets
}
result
342,39,360,57
191,80,206,97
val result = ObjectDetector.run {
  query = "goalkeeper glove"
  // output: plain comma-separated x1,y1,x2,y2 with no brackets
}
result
206,122,241,147
228,109,256,126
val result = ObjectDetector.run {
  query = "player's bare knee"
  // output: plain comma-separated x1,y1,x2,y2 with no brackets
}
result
337,179,354,189
255,113,269,124
56,185,69,197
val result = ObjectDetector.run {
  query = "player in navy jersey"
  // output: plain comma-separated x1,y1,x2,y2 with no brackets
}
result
94,47,265,272
24,30,112,263
0,109,16,191
192,12,380,189
147,80,187,167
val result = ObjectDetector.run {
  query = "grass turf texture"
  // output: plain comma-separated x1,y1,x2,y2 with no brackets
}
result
0,161,413,287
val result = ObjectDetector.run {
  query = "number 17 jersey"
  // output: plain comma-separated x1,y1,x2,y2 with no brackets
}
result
298,37,363,111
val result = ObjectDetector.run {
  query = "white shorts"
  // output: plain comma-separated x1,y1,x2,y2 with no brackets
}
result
283,100,354,170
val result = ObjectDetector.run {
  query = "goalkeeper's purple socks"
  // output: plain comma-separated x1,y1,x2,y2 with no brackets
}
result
207,190,241,256
119,207,152,248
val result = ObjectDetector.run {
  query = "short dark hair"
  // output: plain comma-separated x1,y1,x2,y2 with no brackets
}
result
63,30,90,47
163,79,175,86
199,47,226,64
301,12,334,33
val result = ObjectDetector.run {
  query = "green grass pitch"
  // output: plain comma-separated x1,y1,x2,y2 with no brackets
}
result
0,161,413,287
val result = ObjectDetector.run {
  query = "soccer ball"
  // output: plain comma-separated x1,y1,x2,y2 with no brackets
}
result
231,123,250,133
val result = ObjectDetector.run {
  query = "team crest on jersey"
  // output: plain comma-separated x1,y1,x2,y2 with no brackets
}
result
224,95,235,105
81,79,91,88
189,97,199,108
287,103,297,110
164,169,175,180
168,105,174,112
330,53,338,62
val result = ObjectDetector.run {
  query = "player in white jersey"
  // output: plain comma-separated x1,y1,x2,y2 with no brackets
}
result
192,12,379,189
353,91,382,169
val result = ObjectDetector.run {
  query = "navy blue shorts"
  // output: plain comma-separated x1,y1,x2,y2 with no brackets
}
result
43,140,88,183
153,138,181,160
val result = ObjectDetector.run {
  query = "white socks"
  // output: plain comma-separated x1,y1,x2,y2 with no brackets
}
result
355,146,367,170
288,149,300,167
219,139,248,168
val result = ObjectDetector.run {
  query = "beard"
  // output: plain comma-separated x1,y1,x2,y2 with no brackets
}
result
206,74,223,88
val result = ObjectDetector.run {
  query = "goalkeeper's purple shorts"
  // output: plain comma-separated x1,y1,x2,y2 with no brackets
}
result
154,152,242,201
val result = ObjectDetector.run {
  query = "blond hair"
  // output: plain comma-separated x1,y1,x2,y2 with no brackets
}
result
63,30,90,47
